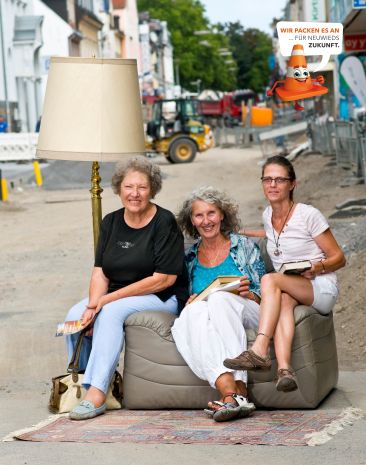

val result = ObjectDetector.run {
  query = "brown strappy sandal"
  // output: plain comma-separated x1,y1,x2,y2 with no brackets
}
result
276,367,298,392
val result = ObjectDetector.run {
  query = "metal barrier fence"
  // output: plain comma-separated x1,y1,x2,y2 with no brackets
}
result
334,121,363,177
310,118,335,155
334,121,354,168
258,121,307,159
310,118,365,182
213,122,308,158
361,137,366,181
213,126,251,147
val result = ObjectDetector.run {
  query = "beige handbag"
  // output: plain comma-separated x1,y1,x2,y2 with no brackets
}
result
49,330,123,414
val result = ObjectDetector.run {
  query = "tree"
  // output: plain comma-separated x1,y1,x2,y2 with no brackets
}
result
137,0,237,91
222,22,273,94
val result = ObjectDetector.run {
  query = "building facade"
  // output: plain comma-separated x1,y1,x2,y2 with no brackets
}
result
0,0,105,132
138,13,175,99
0,0,175,132
0,0,36,131
329,0,366,119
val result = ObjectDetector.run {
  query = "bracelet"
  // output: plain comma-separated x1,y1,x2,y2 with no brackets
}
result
320,260,326,274
86,305,97,309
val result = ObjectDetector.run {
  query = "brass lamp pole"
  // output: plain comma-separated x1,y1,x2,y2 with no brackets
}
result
36,57,145,253
90,161,103,252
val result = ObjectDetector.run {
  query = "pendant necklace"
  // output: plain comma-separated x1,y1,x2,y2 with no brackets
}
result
272,202,294,257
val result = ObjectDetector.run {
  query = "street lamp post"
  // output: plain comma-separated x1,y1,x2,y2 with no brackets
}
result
174,60,180,87
0,0,12,132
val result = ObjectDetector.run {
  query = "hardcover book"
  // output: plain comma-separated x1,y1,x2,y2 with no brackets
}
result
279,260,312,275
190,276,241,303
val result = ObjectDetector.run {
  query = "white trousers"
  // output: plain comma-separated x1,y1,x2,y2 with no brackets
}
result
171,291,260,388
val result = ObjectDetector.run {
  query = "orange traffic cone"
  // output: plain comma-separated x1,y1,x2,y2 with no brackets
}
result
275,44,328,103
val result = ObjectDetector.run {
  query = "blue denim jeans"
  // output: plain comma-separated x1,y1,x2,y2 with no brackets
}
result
65,294,178,394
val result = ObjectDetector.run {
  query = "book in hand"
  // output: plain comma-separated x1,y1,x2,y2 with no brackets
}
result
279,260,312,275
190,276,241,303
55,319,83,337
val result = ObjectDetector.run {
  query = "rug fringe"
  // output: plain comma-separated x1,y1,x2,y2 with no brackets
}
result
2,413,67,442
305,407,364,446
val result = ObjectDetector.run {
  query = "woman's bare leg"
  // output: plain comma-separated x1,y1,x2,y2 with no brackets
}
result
214,372,242,401
273,293,297,369
235,380,248,398
208,373,247,409
250,273,313,359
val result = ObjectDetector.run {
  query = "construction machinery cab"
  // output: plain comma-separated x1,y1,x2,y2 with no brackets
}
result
146,99,213,163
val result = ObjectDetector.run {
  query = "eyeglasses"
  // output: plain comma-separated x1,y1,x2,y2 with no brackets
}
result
261,176,291,185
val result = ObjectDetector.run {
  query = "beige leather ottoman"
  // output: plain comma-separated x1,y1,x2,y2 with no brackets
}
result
123,305,338,409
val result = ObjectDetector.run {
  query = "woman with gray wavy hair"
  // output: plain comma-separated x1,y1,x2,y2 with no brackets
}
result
64,157,188,420
172,187,266,422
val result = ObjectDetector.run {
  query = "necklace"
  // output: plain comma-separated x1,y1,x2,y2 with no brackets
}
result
272,202,294,257
199,239,228,267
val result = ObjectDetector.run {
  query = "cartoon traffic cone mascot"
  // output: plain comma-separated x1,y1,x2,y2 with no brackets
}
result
267,44,328,111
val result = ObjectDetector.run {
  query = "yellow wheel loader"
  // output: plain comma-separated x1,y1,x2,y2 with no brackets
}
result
145,99,213,163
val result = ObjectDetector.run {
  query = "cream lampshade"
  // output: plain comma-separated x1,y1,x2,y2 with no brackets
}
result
36,57,145,250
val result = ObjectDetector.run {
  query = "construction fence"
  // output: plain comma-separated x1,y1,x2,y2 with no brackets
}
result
213,118,308,160
309,115,366,184
213,112,366,187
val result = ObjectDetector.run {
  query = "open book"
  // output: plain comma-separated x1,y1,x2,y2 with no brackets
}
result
279,260,312,275
190,276,241,303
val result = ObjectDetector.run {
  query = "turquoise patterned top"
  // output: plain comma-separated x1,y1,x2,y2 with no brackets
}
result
185,233,266,297
192,254,241,295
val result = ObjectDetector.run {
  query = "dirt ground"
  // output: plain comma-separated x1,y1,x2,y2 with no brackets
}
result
0,146,365,393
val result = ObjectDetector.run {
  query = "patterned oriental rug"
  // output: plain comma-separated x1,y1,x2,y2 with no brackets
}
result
5,407,363,446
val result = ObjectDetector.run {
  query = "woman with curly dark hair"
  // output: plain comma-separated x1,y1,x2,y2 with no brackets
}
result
65,157,188,420
172,187,266,422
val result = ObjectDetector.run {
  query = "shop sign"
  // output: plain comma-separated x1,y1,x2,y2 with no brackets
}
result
344,33,366,51
353,0,366,9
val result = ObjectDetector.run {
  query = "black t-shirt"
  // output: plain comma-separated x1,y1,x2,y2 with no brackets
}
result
94,204,188,311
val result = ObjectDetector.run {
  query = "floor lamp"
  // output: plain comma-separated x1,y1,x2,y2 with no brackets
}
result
36,57,145,252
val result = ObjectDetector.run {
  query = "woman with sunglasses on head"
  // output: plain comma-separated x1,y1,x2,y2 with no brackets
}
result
224,155,346,392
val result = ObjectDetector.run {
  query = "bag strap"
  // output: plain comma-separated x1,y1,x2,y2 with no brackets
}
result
67,330,86,381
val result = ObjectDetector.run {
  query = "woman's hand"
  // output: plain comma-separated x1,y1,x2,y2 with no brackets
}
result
301,262,319,280
95,295,109,313
186,294,198,306
81,308,96,336
238,276,251,298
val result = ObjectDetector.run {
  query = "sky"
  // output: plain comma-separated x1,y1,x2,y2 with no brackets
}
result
200,0,288,34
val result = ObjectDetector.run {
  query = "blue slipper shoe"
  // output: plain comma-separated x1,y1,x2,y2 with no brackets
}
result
69,400,106,421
